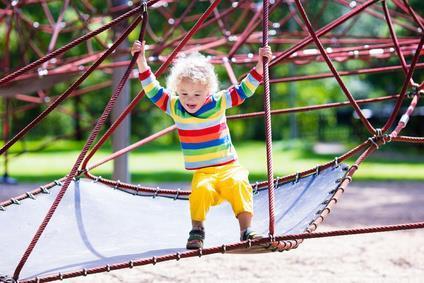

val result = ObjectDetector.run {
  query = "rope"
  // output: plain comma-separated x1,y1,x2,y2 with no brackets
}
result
21,220,424,283
382,35,424,132
0,5,143,86
12,6,149,280
294,0,376,135
0,8,142,156
81,0,223,172
262,0,276,236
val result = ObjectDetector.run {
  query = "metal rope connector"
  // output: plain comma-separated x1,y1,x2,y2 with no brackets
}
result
26,192,35,200
153,187,159,198
333,157,339,167
253,182,259,195
40,186,50,194
10,198,20,205
406,84,419,99
174,189,181,200
315,165,320,175
274,177,280,189
141,0,148,13
221,244,227,254
368,137,379,149
114,180,121,190
293,172,300,184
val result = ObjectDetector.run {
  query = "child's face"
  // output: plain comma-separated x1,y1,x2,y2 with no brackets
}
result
176,78,210,114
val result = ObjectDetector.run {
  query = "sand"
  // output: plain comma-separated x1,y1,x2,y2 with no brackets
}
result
2,181,424,282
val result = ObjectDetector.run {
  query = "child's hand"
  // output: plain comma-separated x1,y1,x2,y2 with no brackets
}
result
131,40,149,72
255,46,273,75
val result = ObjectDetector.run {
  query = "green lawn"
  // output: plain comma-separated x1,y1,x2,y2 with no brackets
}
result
2,140,424,184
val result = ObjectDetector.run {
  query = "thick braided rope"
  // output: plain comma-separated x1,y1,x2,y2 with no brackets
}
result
382,35,424,132
20,220,424,283
81,0,223,172
0,4,144,86
382,1,408,76
270,0,380,68
12,11,147,280
262,0,276,236
0,3,155,156
295,0,376,135
0,24,134,156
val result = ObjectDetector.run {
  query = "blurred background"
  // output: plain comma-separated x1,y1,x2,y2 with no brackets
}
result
0,0,423,185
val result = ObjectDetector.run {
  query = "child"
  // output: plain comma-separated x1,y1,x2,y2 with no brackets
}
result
131,40,272,249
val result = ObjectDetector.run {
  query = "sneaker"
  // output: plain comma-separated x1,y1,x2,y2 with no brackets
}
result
186,228,205,249
240,228,262,241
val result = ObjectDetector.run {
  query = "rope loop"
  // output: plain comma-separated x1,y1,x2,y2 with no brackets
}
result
350,163,359,170
368,137,379,149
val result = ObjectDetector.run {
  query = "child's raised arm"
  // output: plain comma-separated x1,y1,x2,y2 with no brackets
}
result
132,40,172,115
131,40,149,73
222,46,272,109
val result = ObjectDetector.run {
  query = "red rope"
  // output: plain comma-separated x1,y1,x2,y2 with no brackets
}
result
81,0,223,172
294,0,376,135
262,0,276,236
382,1,409,77
382,35,424,132
0,4,143,86
21,219,424,283
270,0,380,68
12,10,148,280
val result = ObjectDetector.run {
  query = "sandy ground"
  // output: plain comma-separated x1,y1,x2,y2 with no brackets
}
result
1,181,424,282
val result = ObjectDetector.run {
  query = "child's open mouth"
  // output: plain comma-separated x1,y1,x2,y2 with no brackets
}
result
187,104,197,110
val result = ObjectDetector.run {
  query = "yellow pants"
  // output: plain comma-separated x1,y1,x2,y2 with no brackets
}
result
189,162,253,222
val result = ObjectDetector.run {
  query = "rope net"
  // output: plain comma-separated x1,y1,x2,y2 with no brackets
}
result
0,0,423,282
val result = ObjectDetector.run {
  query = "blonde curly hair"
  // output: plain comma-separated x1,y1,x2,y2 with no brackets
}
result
166,52,218,94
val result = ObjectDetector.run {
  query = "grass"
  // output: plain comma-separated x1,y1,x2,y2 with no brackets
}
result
2,140,424,184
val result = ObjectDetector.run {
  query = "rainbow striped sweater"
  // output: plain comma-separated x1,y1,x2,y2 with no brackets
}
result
139,68,262,170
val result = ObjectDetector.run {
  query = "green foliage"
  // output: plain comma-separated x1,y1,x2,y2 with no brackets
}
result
1,0,423,157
